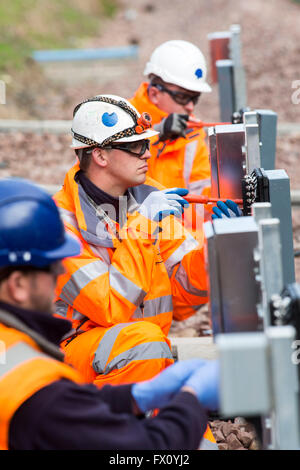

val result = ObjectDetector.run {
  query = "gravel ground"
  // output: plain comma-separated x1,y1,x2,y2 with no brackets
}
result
1,0,300,450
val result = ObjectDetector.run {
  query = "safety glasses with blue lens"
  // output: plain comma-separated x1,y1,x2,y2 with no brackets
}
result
151,83,201,106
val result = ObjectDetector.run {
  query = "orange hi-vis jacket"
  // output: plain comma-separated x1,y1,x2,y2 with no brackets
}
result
53,166,217,449
0,314,83,450
130,83,211,195
54,164,208,338
53,165,208,385
0,317,217,452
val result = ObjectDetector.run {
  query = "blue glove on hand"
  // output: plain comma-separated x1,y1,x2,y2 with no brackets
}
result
138,187,189,222
183,360,220,410
212,200,242,220
131,359,209,413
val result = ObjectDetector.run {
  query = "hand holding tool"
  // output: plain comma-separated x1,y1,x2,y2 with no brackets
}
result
138,187,189,222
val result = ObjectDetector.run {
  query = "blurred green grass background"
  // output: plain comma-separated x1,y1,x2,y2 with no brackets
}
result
0,0,117,72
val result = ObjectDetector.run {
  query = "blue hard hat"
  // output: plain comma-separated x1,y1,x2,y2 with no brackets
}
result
0,178,81,268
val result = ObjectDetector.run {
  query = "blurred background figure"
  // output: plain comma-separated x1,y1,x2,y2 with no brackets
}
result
130,40,212,240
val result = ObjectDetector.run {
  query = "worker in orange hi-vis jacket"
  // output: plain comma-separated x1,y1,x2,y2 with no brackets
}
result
130,40,213,243
53,94,218,450
0,178,220,451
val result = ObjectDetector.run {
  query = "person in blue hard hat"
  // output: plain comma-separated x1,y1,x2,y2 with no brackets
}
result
0,177,220,450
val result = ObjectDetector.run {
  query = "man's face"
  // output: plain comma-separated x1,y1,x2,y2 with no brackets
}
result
26,262,64,314
150,82,201,116
106,140,151,189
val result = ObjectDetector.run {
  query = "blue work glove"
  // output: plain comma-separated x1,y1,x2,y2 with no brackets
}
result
131,359,209,413
211,200,242,220
183,360,220,410
138,187,189,222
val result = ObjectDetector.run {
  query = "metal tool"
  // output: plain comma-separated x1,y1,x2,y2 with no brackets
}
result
186,118,231,129
184,194,243,205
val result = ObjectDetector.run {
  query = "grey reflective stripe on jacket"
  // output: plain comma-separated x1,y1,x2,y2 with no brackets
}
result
76,181,158,248
55,300,88,322
164,234,198,278
188,178,211,195
59,207,79,232
109,265,147,307
92,323,173,375
132,295,173,319
183,140,198,186
89,245,112,265
79,185,113,247
59,261,147,310
174,264,207,297
129,183,159,205
59,260,109,306
0,342,48,379
55,299,69,317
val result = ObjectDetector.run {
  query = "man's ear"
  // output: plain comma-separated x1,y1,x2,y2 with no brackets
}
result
6,271,31,305
92,147,108,168
148,85,160,106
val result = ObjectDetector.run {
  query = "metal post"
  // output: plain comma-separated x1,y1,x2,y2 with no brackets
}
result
266,169,295,284
256,110,278,170
257,219,284,328
216,59,234,122
267,326,300,450
243,111,261,172
229,24,247,113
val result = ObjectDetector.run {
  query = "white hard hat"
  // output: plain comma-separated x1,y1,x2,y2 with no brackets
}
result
71,94,158,149
144,40,212,93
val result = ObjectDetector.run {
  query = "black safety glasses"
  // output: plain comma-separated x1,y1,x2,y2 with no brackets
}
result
105,139,150,157
151,83,201,106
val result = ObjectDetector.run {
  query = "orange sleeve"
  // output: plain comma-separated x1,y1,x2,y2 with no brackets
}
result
56,212,158,327
157,216,208,321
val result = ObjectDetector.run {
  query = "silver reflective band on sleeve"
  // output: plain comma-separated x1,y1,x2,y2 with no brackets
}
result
93,330,173,375
55,299,68,317
102,341,173,375
164,235,198,277
175,264,207,297
55,300,88,325
132,295,173,318
109,265,146,307
60,260,108,305
92,323,173,374
0,342,47,379
92,323,132,374
72,309,87,321
199,437,219,450
184,140,198,186
188,178,211,194
59,207,80,231
89,245,111,265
